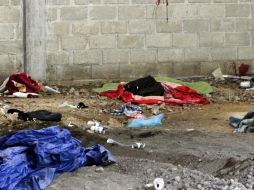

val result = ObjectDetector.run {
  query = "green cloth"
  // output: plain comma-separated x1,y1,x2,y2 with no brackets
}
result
93,76,213,94
154,76,213,94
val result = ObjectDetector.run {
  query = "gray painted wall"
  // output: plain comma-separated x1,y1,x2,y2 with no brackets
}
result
1,0,254,82
0,0,23,80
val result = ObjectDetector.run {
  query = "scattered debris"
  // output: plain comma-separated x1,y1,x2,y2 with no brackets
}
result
212,68,224,81
128,113,165,128
153,178,165,190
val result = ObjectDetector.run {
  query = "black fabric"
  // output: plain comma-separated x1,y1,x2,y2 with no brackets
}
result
77,102,88,109
124,75,164,96
7,109,62,122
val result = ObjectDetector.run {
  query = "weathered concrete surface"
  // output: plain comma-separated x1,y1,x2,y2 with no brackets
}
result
0,0,23,80
45,0,254,81
25,0,46,81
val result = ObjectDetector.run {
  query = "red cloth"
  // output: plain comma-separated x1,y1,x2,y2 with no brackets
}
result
6,72,41,95
99,83,209,105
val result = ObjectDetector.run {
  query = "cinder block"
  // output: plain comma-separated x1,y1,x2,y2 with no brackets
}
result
173,62,201,76
211,47,237,61
210,19,235,32
119,6,145,20
89,35,115,49
103,0,129,4
185,48,211,61
10,0,21,5
0,25,14,39
183,20,209,32
225,33,250,46
156,20,182,33
120,63,158,79
60,7,87,20
132,0,154,4
146,5,173,19
90,6,116,20
73,50,102,64
238,47,254,60
146,34,172,48
73,22,100,35
92,64,120,79
173,33,197,47
214,0,237,2
158,48,184,62
63,65,92,80
199,4,224,17
0,0,9,5
118,35,144,49
61,36,87,50
51,22,70,35
47,52,70,65
0,7,20,23
101,21,127,34
199,32,224,47
46,35,59,51
46,0,70,5
156,62,174,77
189,0,210,2
0,41,22,54
130,49,156,64
74,0,88,5
236,19,254,32
103,49,129,64
226,4,250,17
47,8,57,22
129,20,155,34
173,5,199,18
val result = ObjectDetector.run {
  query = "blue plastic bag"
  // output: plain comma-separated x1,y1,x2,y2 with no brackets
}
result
128,113,165,128
0,126,115,190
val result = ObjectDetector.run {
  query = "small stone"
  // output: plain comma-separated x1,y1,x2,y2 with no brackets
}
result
151,106,160,115
69,88,75,94
95,167,104,173
144,183,154,190
175,176,181,182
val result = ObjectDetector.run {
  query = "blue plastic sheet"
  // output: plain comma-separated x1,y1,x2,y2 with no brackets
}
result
128,113,165,128
0,126,115,190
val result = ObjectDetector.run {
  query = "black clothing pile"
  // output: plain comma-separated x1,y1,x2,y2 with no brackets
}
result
7,109,62,122
124,75,164,96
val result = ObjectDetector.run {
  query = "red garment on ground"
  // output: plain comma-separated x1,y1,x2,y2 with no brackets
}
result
99,83,209,105
6,72,41,94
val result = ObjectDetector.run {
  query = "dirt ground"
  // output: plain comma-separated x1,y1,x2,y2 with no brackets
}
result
1,79,254,190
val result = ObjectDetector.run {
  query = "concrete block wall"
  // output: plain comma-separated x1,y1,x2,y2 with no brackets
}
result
45,0,254,81
0,0,23,79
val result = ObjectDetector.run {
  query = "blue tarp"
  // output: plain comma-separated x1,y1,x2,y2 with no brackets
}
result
0,126,115,190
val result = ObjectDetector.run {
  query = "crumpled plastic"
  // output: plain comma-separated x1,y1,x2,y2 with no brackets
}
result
0,126,115,190
128,113,165,128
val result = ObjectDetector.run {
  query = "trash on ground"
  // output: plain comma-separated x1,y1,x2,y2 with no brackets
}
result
44,86,61,94
223,75,253,81
7,109,62,122
0,72,60,97
59,101,88,109
153,178,165,190
107,138,145,149
128,113,165,128
212,68,224,81
87,120,106,134
240,81,251,88
238,63,249,76
0,126,115,190
131,142,146,149
111,104,143,116
100,75,209,106
229,108,254,133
